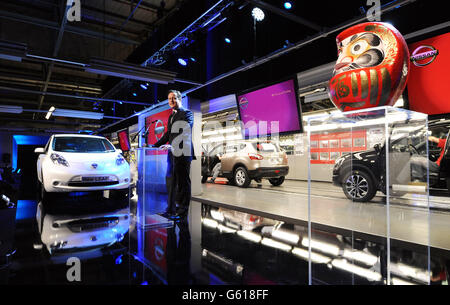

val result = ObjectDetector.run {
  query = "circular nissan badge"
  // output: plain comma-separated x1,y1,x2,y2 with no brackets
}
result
239,97,249,110
411,45,439,67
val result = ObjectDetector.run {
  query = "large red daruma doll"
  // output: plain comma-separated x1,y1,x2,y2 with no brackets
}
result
328,22,410,111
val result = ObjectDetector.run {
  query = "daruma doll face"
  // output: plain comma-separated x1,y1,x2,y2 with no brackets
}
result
328,22,410,112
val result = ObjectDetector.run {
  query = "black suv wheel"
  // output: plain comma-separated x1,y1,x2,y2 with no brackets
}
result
342,170,376,202
269,176,285,186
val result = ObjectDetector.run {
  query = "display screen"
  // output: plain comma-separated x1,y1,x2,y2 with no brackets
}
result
236,79,302,138
117,129,131,152
407,32,450,115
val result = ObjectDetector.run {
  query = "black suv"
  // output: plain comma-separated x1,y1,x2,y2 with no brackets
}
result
332,122,450,202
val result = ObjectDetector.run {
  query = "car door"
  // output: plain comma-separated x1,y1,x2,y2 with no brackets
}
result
220,144,239,173
207,144,225,173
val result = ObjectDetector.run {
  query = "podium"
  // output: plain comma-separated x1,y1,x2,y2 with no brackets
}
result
135,147,173,230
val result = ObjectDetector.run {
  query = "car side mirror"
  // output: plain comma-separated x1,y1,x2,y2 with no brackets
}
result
374,144,381,154
34,147,45,154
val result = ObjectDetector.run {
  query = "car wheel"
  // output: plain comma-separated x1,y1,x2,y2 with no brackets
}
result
269,176,285,186
342,170,376,202
234,166,251,188
201,176,208,184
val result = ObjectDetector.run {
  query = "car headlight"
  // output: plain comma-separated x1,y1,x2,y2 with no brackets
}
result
334,157,345,169
50,153,69,167
116,154,127,166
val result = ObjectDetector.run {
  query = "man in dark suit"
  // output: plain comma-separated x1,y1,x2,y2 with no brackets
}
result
154,90,195,219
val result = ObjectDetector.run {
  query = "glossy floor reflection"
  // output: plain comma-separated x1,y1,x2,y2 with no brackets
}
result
199,204,450,285
2,191,449,285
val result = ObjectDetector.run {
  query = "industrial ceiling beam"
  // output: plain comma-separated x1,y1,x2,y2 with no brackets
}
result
0,75,102,95
111,0,169,13
0,97,88,110
0,10,141,45
82,4,154,28
0,85,151,106
116,0,145,35
35,1,70,116
102,0,187,99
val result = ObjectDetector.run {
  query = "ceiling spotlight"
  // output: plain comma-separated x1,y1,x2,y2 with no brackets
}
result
45,106,55,120
252,7,265,22
225,37,231,43
178,58,187,66
140,84,148,90
284,2,292,10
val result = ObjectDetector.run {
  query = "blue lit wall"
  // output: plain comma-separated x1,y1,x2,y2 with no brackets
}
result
12,135,49,170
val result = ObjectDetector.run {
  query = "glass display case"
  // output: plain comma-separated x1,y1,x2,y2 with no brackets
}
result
307,106,431,285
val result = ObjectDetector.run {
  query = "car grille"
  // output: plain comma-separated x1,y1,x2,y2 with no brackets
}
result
67,217,119,232
68,181,119,187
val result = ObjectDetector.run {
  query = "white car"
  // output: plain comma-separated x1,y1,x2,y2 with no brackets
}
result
36,202,130,254
35,134,130,198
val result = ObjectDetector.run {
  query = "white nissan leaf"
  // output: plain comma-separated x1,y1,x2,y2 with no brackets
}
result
35,134,130,199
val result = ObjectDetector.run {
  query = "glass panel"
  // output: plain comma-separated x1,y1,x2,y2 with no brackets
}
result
307,106,430,285
386,107,430,285
130,147,174,279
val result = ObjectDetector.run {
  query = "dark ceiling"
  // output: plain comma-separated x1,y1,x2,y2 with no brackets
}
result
0,0,448,133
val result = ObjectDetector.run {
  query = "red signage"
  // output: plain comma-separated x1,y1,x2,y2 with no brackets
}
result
144,109,172,156
145,109,172,145
310,130,367,164
407,33,450,115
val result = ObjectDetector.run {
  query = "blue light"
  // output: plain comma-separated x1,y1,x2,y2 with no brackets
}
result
133,93,137,97
190,57,196,62
178,58,187,66
224,37,231,43
284,2,292,9
115,254,123,265
140,84,148,90
141,281,148,285
16,200,37,221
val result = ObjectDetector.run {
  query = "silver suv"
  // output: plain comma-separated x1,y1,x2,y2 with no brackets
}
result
201,140,289,187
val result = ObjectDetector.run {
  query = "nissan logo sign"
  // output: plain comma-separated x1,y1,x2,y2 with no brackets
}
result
410,45,439,67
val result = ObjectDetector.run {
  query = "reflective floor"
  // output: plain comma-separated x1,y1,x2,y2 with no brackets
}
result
1,182,449,285
195,180,450,251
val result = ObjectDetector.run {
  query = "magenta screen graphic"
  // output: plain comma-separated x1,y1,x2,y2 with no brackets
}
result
237,79,301,137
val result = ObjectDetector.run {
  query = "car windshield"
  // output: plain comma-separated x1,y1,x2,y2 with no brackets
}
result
52,137,115,153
